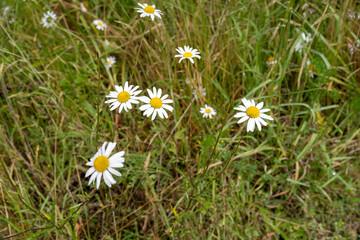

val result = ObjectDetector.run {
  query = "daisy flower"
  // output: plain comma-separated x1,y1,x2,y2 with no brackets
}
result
41,11,57,28
105,56,116,69
234,98,274,132
3,6,10,15
134,3,162,21
302,33,312,43
175,46,201,64
192,87,206,100
266,57,277,66
80,2,88,12
200,105,216,119
139,87,174,120
306,59,315,78
105,81,142,113
295,32,312,52
9,17,15,24
85,142,125,189
104,39,110,47
93,19,106,31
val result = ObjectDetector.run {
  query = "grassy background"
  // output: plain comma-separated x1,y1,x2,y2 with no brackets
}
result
1,0,360,239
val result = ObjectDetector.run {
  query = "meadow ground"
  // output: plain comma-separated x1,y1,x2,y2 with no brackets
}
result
1,0,360,239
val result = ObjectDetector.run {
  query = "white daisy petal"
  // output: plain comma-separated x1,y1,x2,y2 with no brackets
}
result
147,89,155,99
105,142,116,157
119,104,124,113
126,101,132,109
100,142,107,156
105,99,118,104
162,99,173,104
257,117,268,126
260,108,271,113
234,105,246,112
139,104,151,111
110,102,121,111
157,88,162,98
89,171,98,185
157,108,164,118
104,170,116,184
247,118,255,132
115,85,121,92
109,161,124,168
178,57,186,63
161,94,169,100
256,102,264,110
144,107,154,117
103,174,112,187
255,118,262,131
96,172,103,189
234,112,247,118
151,110,158,120
85,167,95,178
108,167,122,176
161,108,168,119
86,161,94,166
162,104,174,112
260,114,274,121
237,116,249,124
109,151,125,161
241,98,251,108
176,48,185,54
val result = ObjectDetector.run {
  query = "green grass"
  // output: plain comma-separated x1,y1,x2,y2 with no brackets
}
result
1,0,360,239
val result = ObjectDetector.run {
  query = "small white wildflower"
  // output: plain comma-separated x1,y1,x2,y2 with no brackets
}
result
105,56,116,69
105,81,142,114
93,20,106,31
80,2,88,12
200,105,216,119
192,87,206,100
234,98,274,132
295,32,312,52
134,3,163,21
306,59,315,78
104,39,110,47
41,11,57,28
86,142,125,189
139,87,174,120
175,46,201,64
266,57,277,66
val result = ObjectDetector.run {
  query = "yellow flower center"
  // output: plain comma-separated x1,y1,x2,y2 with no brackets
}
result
107,61,111,65
94,155,109,172
183,52,193,58
83,2,88,8
144,6,155,13
117,91,130,103
205,109,211,114
97,22,102,26
246,106,260,118
267,57,275,62
308,64,314,71
150,97,162,109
